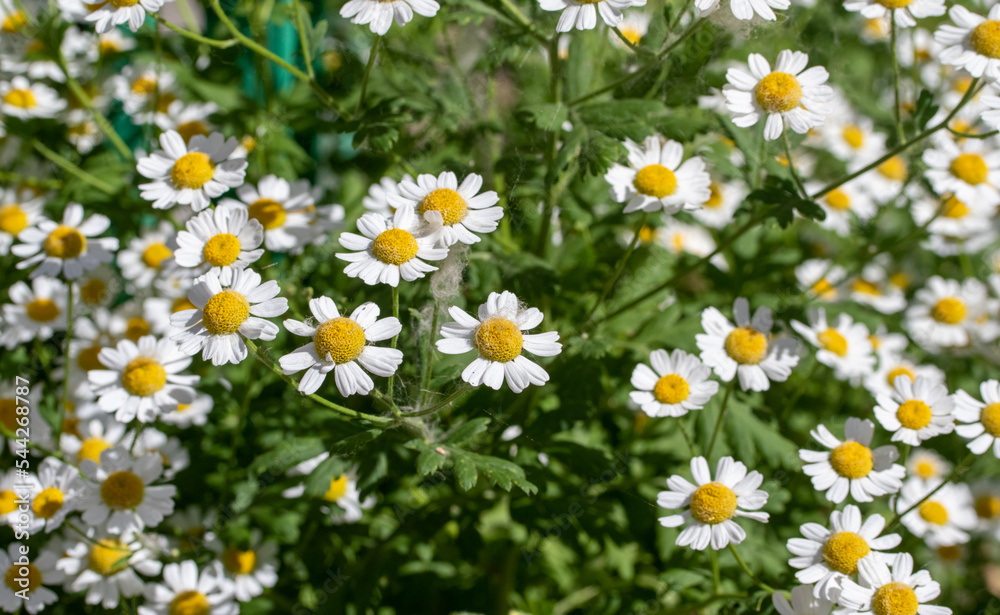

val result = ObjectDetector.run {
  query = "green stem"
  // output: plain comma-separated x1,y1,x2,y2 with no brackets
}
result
781,131,807,199
710,550,721,594
493,0,549,44
291,0,316,80
413,382,473,417
0,171,60,189
585,212,648,321
677,417,697,457
534,36,566,258
611,26,642,54
728,544,777,594
32,140,115,194
887,452,976,530
155,15,239,48
949,128,999,139
777,358,819,420
706,379,735,458
386,285,400,413
57,274,74,439
60,69,131,160
890,16,906,144
356,35,381,114
419,302,440,406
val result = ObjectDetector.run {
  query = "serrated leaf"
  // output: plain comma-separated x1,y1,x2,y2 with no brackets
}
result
454,454,479,491
248,437,326,476
516,103,568,132
417,447,448,476
576,99,670,140
444,418,491,446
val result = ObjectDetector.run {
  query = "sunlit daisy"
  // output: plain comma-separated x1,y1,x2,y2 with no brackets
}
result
791,308,875,381
838,553,951,615
159,392,214,428
283,456,375,524
340,0,440,35
657,456,769,551
695,0,787,20
897,478,976,547
77,446,176,534
874,375,954,446
655,219,728,271
847,264,907,314
59,415,128,466
138,560,237,615
389,172,503,247
905,276,997,349
167,505,218,552
0,77,66,119
155,99,217,143
953,379,1000,457
336,206,448,287
174,205,264,284
22,457,79,534
75,266,121,311
795,259,845,302
111,64,176,116
970,480,1000,538
805,181,877,236
912,194,993,253
610,11,650,48
0,542,65,614
844,0,943,28
280,298,403,397
604,135,711,214
219,175,319,253
12,203,118,279
66,108,103,155
935,5,1000,82
691,179,746,229
923,134,1000,206
800,417,905,503
362,175,413,217
539,0,648,32
772,585,834,615
0,188,43,256
209,530,278,602
86,0,166,33
819,106,886,163
117,222,176,289
0,277,67,349
137,130,247,211
629,349,719,417
57,529,162,609
906,448,950,482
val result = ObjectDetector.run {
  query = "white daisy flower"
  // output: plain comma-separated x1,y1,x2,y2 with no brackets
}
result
906,448,950,482
935,5,1000,82
340,0,440,35
905,276,997,349
847,264,908,314
336,206,448,287
88,335,198,423
388,172,503,247
981,85,1000,131
838,553,951,615
805,180,877,236
953,379,1000,457
12,203,118,280
539,0,647,33
795,259,845,302
787,505,901,601
67,108,104,155
691,179,747,229
126,427,189,480
96,29,138,55
76,266,121,311
852,151,912,203
77,446,176,535
604,135,711,214
799,417,905,503
629,349,719,417
209,530,278,602
159,392,214,428
0,542,65,614
723,51,834,141
59,415,128,466
696,297,800,392
155,99,217,143
139,560,237,615
610,10,650,47
0,277,68,349
363,175,413,217
283,456,376,524
111,64,176,116
170,269,288,366
0,469,21,526
56,529,162,609
922,134,1000,207
86,0,166,33
897,478,976,547
791,308,875,382
436,290,562,393
772,585,834,615
167,505,218,552
137,130,247,212
656,456,769,551
0,5,28,33
874,375,954,447
0,188,43,256
173,205,265,284
843,0,943,28
0,77,66,119
280,298,403,397
117,221,176,289
819,108,887,163
970,480,1000,537
655,220,729,271
23,457,80,533
912,193,994,246
695,0,787,20
219,175,319,253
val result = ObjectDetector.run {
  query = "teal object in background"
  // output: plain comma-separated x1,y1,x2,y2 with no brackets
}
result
267,0,297,94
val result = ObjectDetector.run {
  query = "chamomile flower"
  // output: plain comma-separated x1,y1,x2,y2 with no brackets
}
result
137,130,247,211
340,0,440,35
610,11,650,48
12,203,118,280
629,349,719,417
970,480,1000,537
657,456,769,551
86,0,167,33
23,457,79,533
854,152,910,203
0,188,43,256
874,375,954,446
388,172,503,247
0,470,20,526
922,134,1000,206
791,309,875,381
723,51,833,141
363,175,412,217
127,428,189,480
0,543,64,614
67,108,103,154
838,553,951,615
897,478,976,547
155,100,217,143
173,205,264,284
57,529,162,609
806,181,877,236
139,560,238,615
209,530,278,602
953,379,1000,457
76,267,121,311
820,110,887,162
695,0,787,20
795,259,846,302
905,276,997,348
912,194,993,249
336,206,448,287
77,446,176,534
935,5,1000,82
539,0,647,32
800,417,905,503
655,220,728,271
111,65,176,116
772,585,834,615
280,298,403,397
219,175,319,253
170,269,288,366
59,415,128,465
696,297,800,392
787,505,901,601
282,456,376,523
117,222,176,289
907,449,950,482
691,179,746,229
88,335,198,423
436,291,562,393
159,393,214,428
848,264,908,314
843,0,943,28
604,135,711,214
0,277,67,349
0,77,66,119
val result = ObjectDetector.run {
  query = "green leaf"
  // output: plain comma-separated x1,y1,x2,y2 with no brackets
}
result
748,175,825,228
576,99,671,141
248,437,326,476
454,454,479,491
913,89,939,132
444,418,491,446
516,103,569,132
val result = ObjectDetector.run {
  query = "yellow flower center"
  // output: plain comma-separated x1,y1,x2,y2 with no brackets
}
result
942,196,970,219
890,273,908,288
170,152,215,190
142,242,173,269
621,27,642,45
121,357,167,397
842,124,865,149
949,153,989,185
852,279,881,296
31,487,64,519
474,317,524,363
896,399,932,430
44,225,87,259
886,365,916,387
755,72,802,113
633,164,678,198
653,374,690,405
202,233,242,267
100,471,145,510
724,327,767,365
170,590,211,615
914,460,936,479
2,89,37,109
419,188,469,225
1,11,27,33
812,278,834,298
324,474,349,501
155,93,178,114
937,545,962,561
931,297,967,324
0,399,14,432
25,298,59,322
973,493,1000,520
131,76,157,95
248,198,287,230
176,121,209,143
817,328,848,357
78,437,111,464
872,582,919,615
875,0,912,8
125,317,151,342
172,297,197,312
222,548,257,575
877,156,908,181
4,562,41,594
637,226,657,244
89,540,130,576
824,188,852,211
0,490,16,515
371,228,419,265
80,278,108,305
77,345,105,371
0,204,27,235
110,0,140,8
689,482,738,525
314,317,366,364
829,441,873,479
869,334,881,350
919,501,949,525
971,21,1000,59
822,531,871,575
202,290,250,335
981,402,1000,437
705,182,724,209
